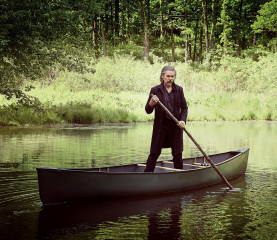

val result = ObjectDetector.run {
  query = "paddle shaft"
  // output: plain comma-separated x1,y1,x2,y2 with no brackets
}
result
151,94,233,190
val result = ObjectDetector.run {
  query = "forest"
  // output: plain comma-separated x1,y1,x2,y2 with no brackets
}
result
0,0,276,125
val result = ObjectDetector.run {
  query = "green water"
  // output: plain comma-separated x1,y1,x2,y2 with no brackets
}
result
0,121,276,239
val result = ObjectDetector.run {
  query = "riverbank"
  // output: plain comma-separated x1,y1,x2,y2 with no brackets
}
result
0,87,275,126
0,55,276,126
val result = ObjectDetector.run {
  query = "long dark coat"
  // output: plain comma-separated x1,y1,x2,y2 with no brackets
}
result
145,83,188,155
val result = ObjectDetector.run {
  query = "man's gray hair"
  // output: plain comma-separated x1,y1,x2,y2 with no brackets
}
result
160,66,177,83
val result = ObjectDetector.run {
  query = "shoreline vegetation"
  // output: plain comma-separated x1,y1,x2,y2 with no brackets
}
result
1,1,276,126
0,53,276,126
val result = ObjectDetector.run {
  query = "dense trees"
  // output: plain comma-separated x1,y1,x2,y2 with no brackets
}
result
0,0,276,101
252,0,277,52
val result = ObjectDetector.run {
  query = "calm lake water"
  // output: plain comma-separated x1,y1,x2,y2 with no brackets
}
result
0,121,276,240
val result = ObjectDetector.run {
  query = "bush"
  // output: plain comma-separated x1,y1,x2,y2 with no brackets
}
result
1,52,276,125
0,103,60,126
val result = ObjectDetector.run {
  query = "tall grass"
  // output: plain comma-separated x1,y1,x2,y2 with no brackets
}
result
0,52,276,125
187,92,276,121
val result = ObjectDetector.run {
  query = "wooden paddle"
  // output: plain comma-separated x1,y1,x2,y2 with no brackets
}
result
151,94,233,190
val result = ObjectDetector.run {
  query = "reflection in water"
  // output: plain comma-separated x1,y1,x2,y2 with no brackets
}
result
37,185,221,239
0,122,277,239
37,177,248,240
38,194,181,239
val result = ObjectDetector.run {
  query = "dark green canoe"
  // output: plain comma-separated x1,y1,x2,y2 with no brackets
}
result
37,148,249,205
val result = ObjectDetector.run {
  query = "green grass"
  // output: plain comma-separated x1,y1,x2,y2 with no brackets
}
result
0,53,276,126
187,91,276,121
0,86,275,126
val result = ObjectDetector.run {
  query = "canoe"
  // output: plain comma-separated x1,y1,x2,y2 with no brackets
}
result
37,148,249,205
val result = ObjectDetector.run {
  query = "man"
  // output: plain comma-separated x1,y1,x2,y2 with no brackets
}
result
144,66,188,172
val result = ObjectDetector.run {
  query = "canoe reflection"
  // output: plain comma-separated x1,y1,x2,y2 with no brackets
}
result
38,194,183,239
38,176,246,239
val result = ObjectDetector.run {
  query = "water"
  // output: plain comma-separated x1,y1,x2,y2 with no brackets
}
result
0,121,276,240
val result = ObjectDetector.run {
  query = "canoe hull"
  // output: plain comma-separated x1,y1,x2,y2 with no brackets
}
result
37,148,249,205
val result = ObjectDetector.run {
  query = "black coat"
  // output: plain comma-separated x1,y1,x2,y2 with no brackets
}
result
145,83,188,155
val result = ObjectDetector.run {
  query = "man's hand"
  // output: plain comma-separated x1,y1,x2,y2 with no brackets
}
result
177,121,186,129
149,95,159,107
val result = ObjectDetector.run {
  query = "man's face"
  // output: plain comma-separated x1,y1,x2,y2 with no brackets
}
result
162,70,175,88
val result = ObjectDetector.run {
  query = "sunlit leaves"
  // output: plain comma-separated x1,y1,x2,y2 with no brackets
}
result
252,0,277,33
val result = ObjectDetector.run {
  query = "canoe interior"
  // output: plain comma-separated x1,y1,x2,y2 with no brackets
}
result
65,150,241,173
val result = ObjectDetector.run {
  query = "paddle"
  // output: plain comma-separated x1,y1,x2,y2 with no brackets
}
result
151,94,233,190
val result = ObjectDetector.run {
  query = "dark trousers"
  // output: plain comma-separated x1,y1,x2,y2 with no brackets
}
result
144,121,183,172
144,152,183,172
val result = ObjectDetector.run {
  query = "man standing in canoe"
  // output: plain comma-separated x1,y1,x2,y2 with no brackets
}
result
144,66,188,172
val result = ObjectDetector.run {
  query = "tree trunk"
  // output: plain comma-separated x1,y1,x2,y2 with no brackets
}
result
138,0,150,61
202,0,209,54
160,0,165,62
105,3,109,36
236,38,240,57
121,2,126,40
193,14,199,62
210,0,216,51
253,32,256,45
92,16,99,58
115,0,119,37
101,22,107,57
184,10,189,63
127,0,130,43
146,0,150,27
223,23,228,55
144,26,150,61
188,39,192,60
169,7,175,62
199,20,203,62
185,36,189,63
110,4,114,46
222,0,228,55
275,32,277,53
236,0,243,57
171,28,175,62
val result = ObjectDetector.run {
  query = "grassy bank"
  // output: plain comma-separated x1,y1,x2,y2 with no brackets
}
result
0,53,276,126
1,88,275,126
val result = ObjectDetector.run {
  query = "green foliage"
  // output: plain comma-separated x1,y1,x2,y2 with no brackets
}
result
86,56,161,93
0,0,276,125
1,53,276,126
112,43,145,60
55,101,138,124
0,0,96,106
0,103,60,126
252,0,277,33
187,91,276,121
